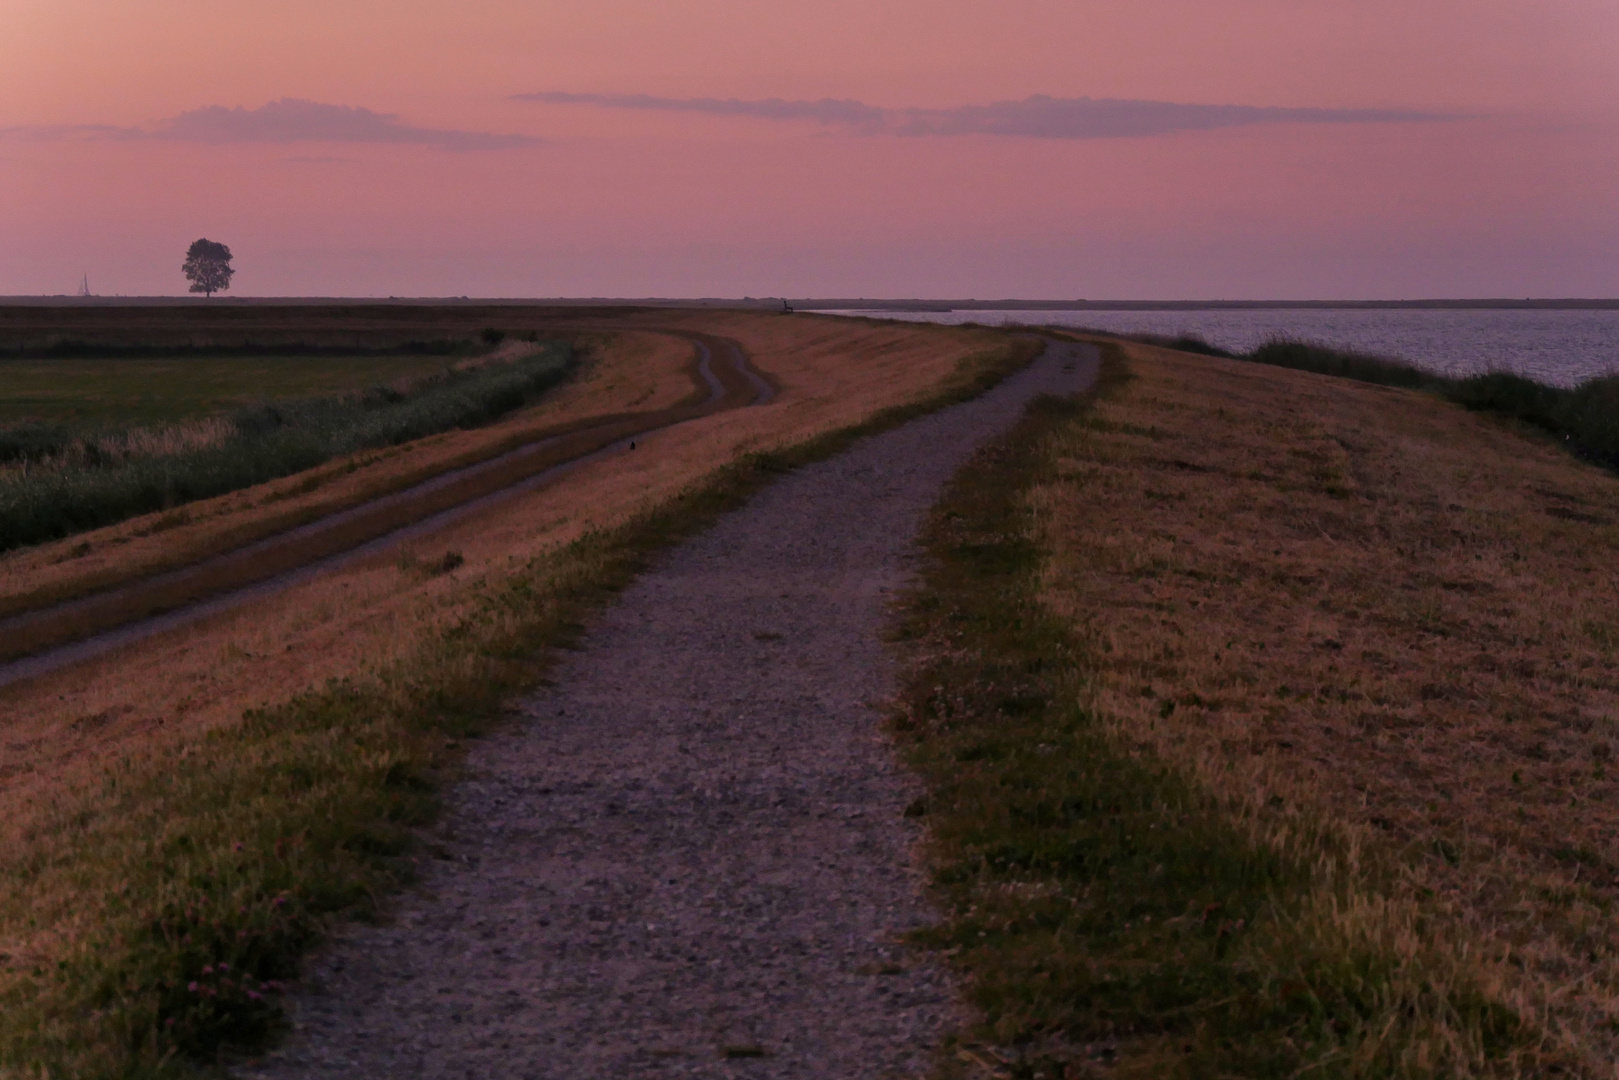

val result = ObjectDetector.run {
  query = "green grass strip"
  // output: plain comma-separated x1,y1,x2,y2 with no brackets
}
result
0,337,1040,1079
890,344,1553,1078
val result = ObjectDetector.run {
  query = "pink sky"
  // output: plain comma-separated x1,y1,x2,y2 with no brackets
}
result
2,0,1616,298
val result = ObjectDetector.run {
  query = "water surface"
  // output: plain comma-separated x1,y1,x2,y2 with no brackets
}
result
828,308,1619,388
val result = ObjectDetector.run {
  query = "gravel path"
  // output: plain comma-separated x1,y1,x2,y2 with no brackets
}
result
244,340,1099,1080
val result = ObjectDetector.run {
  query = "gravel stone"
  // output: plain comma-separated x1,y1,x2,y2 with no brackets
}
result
243,341,1099,1079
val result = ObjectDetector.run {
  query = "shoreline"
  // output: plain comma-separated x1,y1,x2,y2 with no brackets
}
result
3,296,1619,311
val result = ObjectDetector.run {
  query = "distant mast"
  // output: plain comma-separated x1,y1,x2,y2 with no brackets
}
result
76,275,91,298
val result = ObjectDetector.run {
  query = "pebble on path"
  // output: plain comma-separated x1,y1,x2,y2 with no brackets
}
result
244,341,1099,1079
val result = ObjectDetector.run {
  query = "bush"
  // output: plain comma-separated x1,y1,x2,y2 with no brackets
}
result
1565,376,1619,464
1248,338,1436,390
1450,371,1619,468
1130,332,1239,359
1451,370,1567,428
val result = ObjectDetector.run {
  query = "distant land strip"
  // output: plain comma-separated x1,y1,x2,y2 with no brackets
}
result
797,298,1619,311
4,297,1619,311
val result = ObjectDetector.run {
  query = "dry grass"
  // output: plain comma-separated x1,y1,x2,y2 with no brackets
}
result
89,416,240,463
1030,339,1619,1070
0,312,1024,1069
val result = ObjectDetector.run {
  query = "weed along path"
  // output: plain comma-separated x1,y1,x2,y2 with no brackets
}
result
244,341,1098,1079
0,330,772,688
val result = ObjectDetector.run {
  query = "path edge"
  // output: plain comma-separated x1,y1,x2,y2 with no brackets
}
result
3,331,1048,1078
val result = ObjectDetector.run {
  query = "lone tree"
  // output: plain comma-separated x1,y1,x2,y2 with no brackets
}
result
182,238,234,297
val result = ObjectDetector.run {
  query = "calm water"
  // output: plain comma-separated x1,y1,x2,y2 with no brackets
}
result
827,308,1619,388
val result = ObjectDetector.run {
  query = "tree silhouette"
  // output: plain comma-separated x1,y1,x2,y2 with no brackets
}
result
182,239,234,297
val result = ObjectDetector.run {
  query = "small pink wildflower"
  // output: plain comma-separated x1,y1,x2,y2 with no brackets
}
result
187,981,199,992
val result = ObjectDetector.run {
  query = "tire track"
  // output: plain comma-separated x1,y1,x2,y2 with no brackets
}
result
0,331,772,689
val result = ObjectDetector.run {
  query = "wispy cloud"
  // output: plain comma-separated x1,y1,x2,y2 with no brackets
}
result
517,91,886,128
515,91,1452,138
0,123,129,142
1,99,540,150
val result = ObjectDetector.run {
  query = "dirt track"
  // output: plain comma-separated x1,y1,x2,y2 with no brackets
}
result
0,330,772,688
243,340,1099,1079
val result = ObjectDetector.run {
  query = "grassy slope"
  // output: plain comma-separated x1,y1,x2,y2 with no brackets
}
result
894,338,1619,1076
1138,332,1619,472
0,331,1040,1078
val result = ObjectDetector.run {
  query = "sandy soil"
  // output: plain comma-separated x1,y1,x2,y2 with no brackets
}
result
240,341,1098,1078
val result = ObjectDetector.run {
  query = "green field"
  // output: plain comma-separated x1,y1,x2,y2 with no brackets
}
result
0,354,471,427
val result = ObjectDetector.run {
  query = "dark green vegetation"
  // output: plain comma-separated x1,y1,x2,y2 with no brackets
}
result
180,239,234,299
0,301,640,353
796,300,1619,311
0,343,573,552
0,353,479,428
0,339,1037,1078
890,345,1544,1077
1132,332,1619,471
0,340,473,362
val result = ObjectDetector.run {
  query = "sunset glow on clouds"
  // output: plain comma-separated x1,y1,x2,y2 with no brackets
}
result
4,99,541,149
2,0,1615,298
514,92,1450,138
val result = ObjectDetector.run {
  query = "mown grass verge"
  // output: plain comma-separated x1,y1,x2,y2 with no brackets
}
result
0,335,1042,1078
890,342,1565,1078
0,343,574,552
1126,332,1619,471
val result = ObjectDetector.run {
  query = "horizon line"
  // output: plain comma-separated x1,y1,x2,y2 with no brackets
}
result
2,296,1617,309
